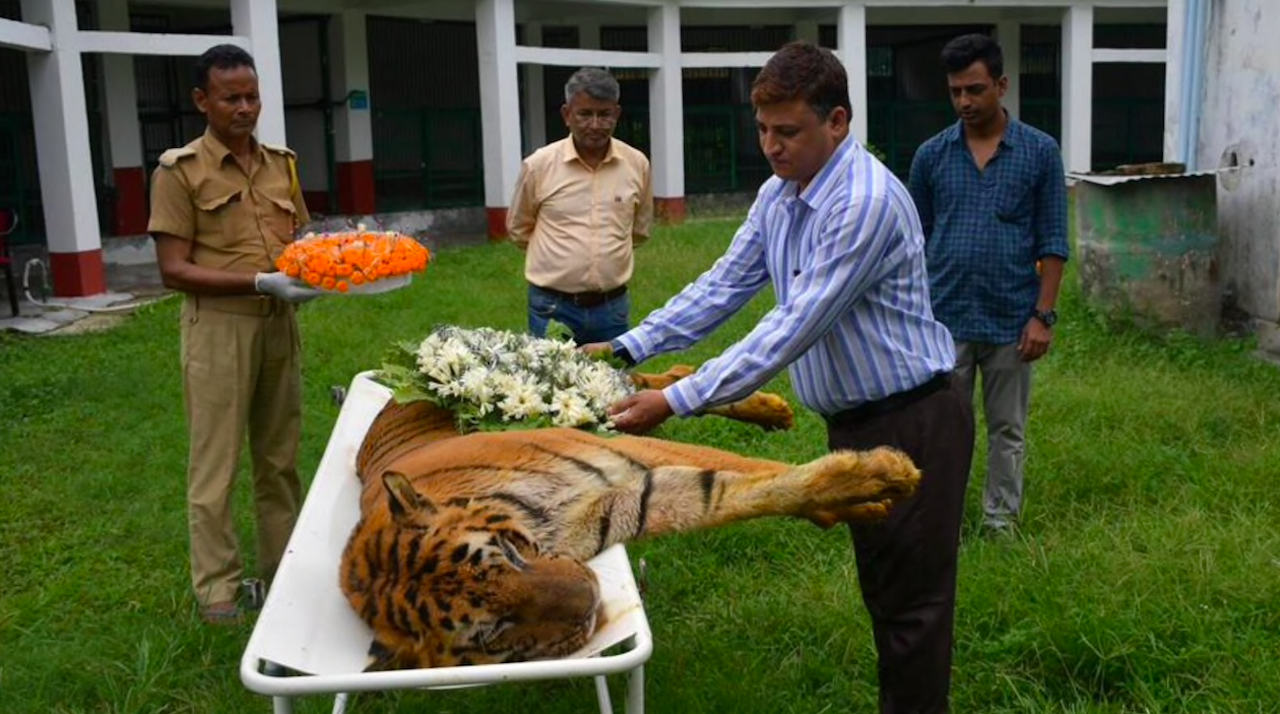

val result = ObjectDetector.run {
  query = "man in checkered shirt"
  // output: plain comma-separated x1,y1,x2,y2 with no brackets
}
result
908,33,1069,536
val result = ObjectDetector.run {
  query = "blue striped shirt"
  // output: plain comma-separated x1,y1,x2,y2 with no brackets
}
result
908,118,1069,344
614,136,955,418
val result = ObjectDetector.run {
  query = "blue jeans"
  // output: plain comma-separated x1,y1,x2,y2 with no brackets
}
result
527,284,630,345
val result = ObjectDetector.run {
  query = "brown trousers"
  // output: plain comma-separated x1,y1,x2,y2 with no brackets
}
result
827,380,975,714
181,296,303,606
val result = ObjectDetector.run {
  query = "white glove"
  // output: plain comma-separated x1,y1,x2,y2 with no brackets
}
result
254,272,325,304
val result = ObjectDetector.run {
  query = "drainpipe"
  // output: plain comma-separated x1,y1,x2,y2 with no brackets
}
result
1177,0,1210,171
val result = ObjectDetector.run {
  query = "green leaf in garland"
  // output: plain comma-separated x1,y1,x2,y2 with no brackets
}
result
545,319,576,343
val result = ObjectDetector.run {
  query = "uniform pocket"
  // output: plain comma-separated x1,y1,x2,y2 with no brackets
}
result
266,195,299,243
194,190,243,246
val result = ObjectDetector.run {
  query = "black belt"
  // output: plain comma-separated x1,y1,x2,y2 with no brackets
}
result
825,372,952,428
532,283,627,307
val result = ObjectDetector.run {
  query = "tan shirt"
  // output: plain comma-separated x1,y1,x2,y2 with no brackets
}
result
147,129,310,274
507,136,653,293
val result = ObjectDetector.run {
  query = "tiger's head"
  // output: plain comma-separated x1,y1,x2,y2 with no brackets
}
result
341,471,603,670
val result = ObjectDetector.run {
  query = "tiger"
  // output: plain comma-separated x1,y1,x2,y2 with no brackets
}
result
339,367,921,670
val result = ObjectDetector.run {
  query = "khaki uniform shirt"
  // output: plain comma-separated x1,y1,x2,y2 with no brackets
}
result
507,136,653,293
147,129,310,275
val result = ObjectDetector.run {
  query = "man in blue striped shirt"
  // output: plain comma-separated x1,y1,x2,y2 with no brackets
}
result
908,34,1069,536
587,41,975,714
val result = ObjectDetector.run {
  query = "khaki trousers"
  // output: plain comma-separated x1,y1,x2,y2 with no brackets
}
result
181,296,303,606
953,341,1033,528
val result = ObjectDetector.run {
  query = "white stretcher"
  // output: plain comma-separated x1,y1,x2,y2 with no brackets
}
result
239,372,653,713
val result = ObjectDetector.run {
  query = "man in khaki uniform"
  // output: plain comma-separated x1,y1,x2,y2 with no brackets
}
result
148,44,322,624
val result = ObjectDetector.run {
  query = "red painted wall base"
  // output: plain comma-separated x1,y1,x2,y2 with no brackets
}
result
336,160,377,215
302,191,330,215
50,249,107,297
486,207,508,241
655,196,687,224
111,167,149,236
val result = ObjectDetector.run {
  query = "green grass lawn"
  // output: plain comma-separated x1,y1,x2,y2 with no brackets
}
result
2,217,1279,713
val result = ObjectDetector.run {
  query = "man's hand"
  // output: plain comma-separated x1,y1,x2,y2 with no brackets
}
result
608,390,674,434
255,272,325,304
1018,318,1053,362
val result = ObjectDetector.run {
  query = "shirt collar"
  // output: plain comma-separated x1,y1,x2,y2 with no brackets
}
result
795,134,858,208
945,109,1020,148
561,136,617,166
202,127,262,164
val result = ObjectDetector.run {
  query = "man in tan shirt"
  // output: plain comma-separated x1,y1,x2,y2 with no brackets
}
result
507,66,653,344
148,44,320,624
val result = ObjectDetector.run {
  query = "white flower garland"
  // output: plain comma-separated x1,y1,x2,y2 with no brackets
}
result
379,326,633,432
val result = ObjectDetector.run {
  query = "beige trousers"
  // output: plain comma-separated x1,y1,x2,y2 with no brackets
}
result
181,296,303,606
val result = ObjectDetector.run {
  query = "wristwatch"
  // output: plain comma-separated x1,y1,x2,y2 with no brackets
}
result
1033,308,1058,327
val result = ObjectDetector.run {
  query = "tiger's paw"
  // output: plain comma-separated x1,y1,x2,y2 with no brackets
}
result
798,448,920,525
705,392,795,431
629,365,694,390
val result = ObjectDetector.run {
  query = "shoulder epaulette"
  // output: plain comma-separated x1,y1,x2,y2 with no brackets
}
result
263,144,297,158
157,146,197,168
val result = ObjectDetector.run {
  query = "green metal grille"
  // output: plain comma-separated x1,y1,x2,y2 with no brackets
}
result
371,108,484,211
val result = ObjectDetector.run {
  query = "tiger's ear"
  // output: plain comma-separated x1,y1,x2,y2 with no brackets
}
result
496,534,531,571
382,471,436,520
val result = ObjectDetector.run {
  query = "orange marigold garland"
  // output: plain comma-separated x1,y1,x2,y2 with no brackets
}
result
276,229,431,294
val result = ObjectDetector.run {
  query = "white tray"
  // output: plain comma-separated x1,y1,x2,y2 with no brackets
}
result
335,273,411,295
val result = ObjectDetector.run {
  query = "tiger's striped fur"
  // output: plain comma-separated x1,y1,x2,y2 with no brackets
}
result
340,390,920,670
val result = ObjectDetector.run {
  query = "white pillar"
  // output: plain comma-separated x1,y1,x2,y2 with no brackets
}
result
330,10,372,165
838,2,869,144
230,0,287,146
1163,0,1187,162
22,0,105,295
522,21,547,154
1061,4,1094,173
796,20,820,46
648,2,685,209
476,0,523,234
98,0,141,173
996,20,1021,121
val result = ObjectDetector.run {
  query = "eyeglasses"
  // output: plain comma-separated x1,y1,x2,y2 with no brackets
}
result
571,110,619,127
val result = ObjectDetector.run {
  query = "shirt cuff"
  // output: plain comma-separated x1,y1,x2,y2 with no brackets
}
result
609,341,635,366
663,379,702,417
613,331,651,365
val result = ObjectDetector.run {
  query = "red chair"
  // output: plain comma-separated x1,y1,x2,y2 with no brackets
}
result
0,208,20,316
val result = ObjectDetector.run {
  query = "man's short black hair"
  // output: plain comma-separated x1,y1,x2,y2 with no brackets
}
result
940,33,1004,79
193,44,256,91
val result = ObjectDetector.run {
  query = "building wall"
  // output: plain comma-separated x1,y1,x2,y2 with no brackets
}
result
1198,0,1280,327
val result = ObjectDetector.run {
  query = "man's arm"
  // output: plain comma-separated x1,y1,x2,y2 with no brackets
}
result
661,190,906,417
1033,142,1069,312
288,155,311,227
153,234,256,295
1034,143,1070,263
632,157,654,246
147,165,253,295
907,144,935,240
613,200,773,364
1018,144,1070,361
148,163,317,301
506,161,537,250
